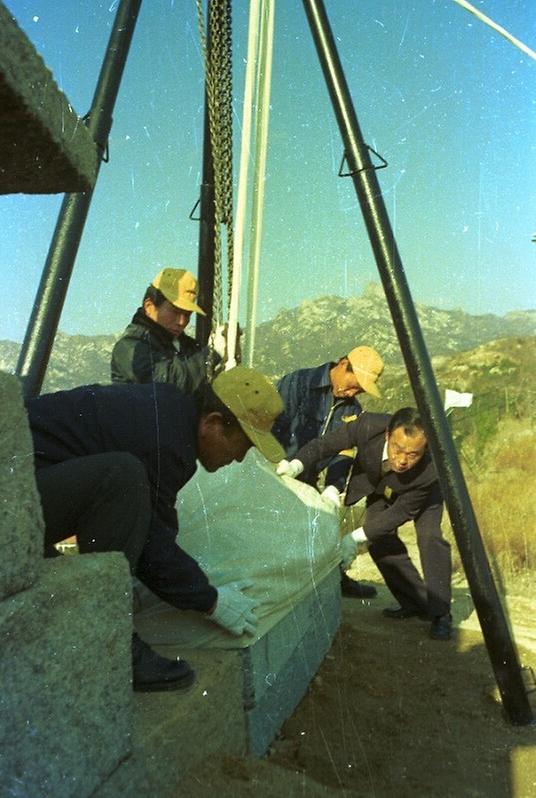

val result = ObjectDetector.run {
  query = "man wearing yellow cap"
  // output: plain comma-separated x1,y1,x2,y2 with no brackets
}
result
273,347,384,599
111,268,223,392
26,367,285,692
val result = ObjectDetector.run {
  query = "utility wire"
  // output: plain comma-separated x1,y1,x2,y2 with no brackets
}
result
452,0,536,61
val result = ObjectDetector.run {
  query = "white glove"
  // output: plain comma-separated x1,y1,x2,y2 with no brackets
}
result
340,530,369,569
209,323,227,359
276,458,304,478
208,580,259,636
320,485,342,509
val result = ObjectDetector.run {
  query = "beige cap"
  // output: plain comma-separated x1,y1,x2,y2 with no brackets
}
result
212,366,285,463
152,268,206,315
347,346,384,398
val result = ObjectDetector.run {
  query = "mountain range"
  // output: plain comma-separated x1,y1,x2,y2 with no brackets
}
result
252,284,536,379
1,284,534,396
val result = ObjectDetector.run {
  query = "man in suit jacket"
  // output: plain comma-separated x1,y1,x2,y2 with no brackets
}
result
277,407,452,640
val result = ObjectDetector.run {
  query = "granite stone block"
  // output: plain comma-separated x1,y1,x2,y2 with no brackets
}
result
0,553,133,798
0,2,97,194
0,372,43,599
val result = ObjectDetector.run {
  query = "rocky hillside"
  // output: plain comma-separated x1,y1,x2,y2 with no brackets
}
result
250,284,536,379
1,284,534,394
365,335,536,458
0,332,117,394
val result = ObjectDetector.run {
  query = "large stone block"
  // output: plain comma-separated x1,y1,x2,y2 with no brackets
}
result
0,553,133,798
0,372,43,600
0,2,97,194
95,571,341,796
243,567,341,755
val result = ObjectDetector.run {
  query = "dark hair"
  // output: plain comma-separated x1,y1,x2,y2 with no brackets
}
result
387,407,426,438
333,356,353,373
196,380,241,428
142,285,167,307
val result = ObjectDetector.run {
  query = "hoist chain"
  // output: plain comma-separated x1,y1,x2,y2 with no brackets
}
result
195,0,234,329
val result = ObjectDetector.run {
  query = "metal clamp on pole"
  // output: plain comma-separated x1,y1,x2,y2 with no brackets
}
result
338,146,387,177
189,197,201,221
81,112,110,163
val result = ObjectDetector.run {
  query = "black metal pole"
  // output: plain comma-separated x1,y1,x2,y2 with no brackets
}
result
16,0,143,398
195,87,216,346
302,0,533,725
195,1,217,347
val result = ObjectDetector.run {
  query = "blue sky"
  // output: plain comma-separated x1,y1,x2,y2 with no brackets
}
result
1,0,535,342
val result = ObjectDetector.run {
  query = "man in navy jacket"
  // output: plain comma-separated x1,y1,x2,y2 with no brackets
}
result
273,346,384,599
278,407,452,640
273,346,384,491
26,367,285,689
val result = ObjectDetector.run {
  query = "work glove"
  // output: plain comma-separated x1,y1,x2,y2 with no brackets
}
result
340,530,369,570
276,458,304,479
208,580,260,636
209,323,228,360
320,484,342,510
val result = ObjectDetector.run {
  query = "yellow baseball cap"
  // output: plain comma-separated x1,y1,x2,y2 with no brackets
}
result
152,268,206,316
212,366,285,463
347,346,384,398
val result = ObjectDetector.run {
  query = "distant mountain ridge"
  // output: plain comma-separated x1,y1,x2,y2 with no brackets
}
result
251,284,536,379
1,284,534,392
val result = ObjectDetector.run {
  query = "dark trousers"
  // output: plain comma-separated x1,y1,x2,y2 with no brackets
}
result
367,498,452,617
35,452,152,573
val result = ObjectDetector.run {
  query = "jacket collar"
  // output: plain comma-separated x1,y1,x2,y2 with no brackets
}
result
310,361,336,391
131,308,175,346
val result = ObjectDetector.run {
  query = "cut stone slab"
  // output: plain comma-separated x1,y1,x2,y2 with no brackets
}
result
0,1,98,194
0,371,43,599
0,553,133,798
95,569,341,797
243,566,341,755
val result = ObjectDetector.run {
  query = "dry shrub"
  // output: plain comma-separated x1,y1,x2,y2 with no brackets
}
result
448,419,536,584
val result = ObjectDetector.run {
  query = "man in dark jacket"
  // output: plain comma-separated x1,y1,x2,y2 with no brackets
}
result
277,407,452,640
111,267,223,392
273,346,384,599
27,367,285,690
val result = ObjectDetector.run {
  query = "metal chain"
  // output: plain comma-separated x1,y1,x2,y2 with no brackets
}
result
195,0,234,326
217,1,234,309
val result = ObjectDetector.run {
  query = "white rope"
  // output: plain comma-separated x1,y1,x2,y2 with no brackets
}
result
245,0,275,368
452,0,536,61
226,0,262,369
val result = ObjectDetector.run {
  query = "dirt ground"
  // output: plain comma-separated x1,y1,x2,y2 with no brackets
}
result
178,557,536,798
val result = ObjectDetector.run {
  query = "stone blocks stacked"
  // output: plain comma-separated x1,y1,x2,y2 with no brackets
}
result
0,373,133,797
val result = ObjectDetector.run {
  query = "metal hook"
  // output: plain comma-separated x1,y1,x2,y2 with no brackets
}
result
189,197,201,221
82,112,109,163
338,145,388,177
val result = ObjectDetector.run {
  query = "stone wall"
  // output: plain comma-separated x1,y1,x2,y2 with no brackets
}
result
0,372,133,797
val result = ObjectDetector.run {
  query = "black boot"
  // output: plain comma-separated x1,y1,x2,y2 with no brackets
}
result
429,613,453,641
341,572,377,599
132,633,195,692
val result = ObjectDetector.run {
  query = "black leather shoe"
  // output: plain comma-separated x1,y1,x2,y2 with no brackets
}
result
341,573,377,599
382,605,428,620
429,613,453,641
132,633,195,692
